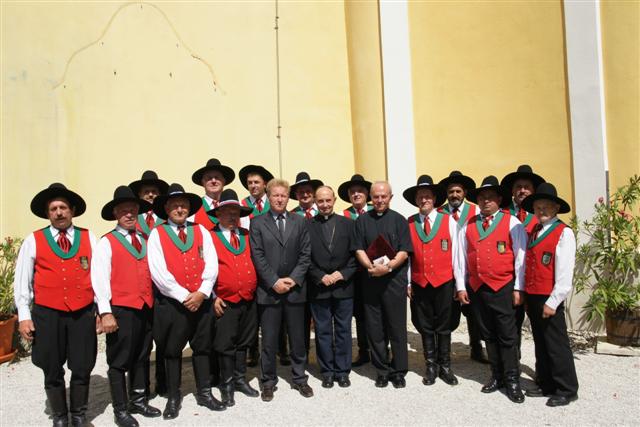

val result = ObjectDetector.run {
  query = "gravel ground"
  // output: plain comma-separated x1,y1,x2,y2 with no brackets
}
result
1,318,639,427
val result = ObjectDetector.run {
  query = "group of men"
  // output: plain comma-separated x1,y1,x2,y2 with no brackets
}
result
14,160,580,427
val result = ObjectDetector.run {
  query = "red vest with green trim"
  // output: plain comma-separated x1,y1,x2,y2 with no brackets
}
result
438,202,477,226
211,228,257,303
194,205,218,231
466,213,515,291
157,224,205,293
508,204,539,234
291,205,317,218
135,212,165,240
105,232,153,309
342,204,373,220
33,227,94,311
408,214,454,287
241,196,269,219
525,221,566,296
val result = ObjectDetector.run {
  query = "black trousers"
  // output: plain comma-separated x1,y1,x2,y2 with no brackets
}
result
31,304,97,390
310,297,353,379
152,287,168,389
468,283,519,376
411,280,454,335
450,297,483,345
526,295,579,396
363,281,408,378
154,296,215,394
213,299,258,382
106,305,153,392
259,302,308,387
353,270,369,354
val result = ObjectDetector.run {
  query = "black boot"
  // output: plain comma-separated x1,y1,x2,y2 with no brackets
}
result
128,389,161,418
220,383,235,407
481,342,504,393
108,372,139,427
46,386,68,427
422,333,438,386
468,317,489,364
163,358,182,420
219,355,235,407
437,334,458,386
69,384,89,427
209,351,221,387
192,355,226,411
505,369,525,403
195,388,226,411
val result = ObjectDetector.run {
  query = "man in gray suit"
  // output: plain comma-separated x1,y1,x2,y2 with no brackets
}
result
250,178,313,402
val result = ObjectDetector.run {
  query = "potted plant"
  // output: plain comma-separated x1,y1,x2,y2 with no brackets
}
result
574,174,640,346
0,236,21,363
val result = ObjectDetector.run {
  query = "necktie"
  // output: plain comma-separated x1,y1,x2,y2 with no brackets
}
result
177,225,187,243
532,223,543,240
482,215,493,231
517,208,527,223
452,207,459,222
57,230,70,253
424,218,431,235
212,199,219,208
358,208,365,216
277,214,285,239
305,208,313,219
256,198,263,212
145,211,155,229
230,231,240,250
129,230,142,252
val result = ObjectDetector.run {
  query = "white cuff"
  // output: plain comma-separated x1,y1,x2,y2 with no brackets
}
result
17,306,31,322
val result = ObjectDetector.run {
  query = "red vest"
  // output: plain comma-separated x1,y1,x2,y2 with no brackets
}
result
466,213,515,292
135,213,164,240
408,213,454,287
523,213,539,235
211,228,257,303
105,232,154,309
438,202,477,226
157,224,206,293
33,227,94,312
193,205,218,231
525,222,566,295
241,197,270,219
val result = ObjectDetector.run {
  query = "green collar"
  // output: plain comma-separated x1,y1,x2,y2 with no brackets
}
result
43,227,82,259
475,210,504,240
111,230,146,259
162,223,194,252
137,213,165,235
215,229,246,255
528,219,563,248
509,202,534,226
412,213,444,243
201,197,220,225
244,197,270,216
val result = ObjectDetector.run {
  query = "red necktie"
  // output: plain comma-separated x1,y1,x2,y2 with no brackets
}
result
424,218,431,235
482,215,493,231
145,211,155,229
57,230,70,253
178,225,187,243
452,207,459,222
129,230,142,252
256,198,263,212
212,199,219,208
230,231,240,249
532,223,543,240
358,208,365,216
517,208,527,223
305,208,313,219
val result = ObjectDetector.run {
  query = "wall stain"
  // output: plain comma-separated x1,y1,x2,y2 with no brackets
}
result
53,1,222,92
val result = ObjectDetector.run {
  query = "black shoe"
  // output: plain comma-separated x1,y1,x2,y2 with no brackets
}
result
391,377,406,389
234,380,259,397
128,390,161,418
52,415,68,427
247,348,259,368
279,354,291,366
46,386,68,427
505,381,525,404
546,394,578,407
337,377,351,388
525,387,550,398
470,344,490,364
352,352,371,367
114,409,139,427
422,363,438,386
69,384,89,427
481,377,504,393
195,389,226,411
375,376,389,388
220,384,235,407
261,385,276,402
321,378,334,389
438,366,459,386
162,397,181,420
292,383,314,398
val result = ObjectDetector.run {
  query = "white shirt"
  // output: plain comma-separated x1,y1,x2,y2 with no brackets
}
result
147,220,218,302
91,225,144,315
454,212,527,292
13,225,98,321
535,218,577,310
217,224,240,242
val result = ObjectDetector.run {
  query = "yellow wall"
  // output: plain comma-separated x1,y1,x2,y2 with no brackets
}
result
600,0,640,194
1,1,354,237
408,1,574,206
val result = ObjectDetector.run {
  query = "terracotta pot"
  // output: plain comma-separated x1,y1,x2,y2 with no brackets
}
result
605,308,640,347
0,314,17,364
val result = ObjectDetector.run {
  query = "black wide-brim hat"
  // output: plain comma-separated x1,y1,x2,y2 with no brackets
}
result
438,170,476,192
521,182,571,214
337,174,372,203
289,172,323,200
152,183,202,220
30,183,86,219
191,158,235,186
403,175,446,207
207,189,253,217
238,165,274,190
128,170,169,196
467,175,511,208
500,164,545,191
101,186,152,221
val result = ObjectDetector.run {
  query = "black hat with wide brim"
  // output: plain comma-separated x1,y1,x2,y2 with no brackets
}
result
191,158,235,186
238,165,275,190
403,175,446,207
500,164,545,191
289,172,323,200
128,170,169,196
30,183,86,219
521,182,571,214
207,189,253,218
101,186,152,221
337,174,372,203
152,183,202,220
467,175,511,208
438,170,476,192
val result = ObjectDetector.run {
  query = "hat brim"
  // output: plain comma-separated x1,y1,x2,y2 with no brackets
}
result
337,179,372,203
208,203,253,218
238,165,274,190
101,197,152,221
30,187,86,219
521,193,571,214
467,185,511,208
402,184,446,208
290,179,323,200
500,172,545,192
129,178,169,197
152,192,203,220
191,165,235,186
438,175,476,192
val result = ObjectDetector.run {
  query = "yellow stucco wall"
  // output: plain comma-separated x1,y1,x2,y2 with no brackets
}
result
408,1,574,206
600,0,640,194
1,1,354,237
